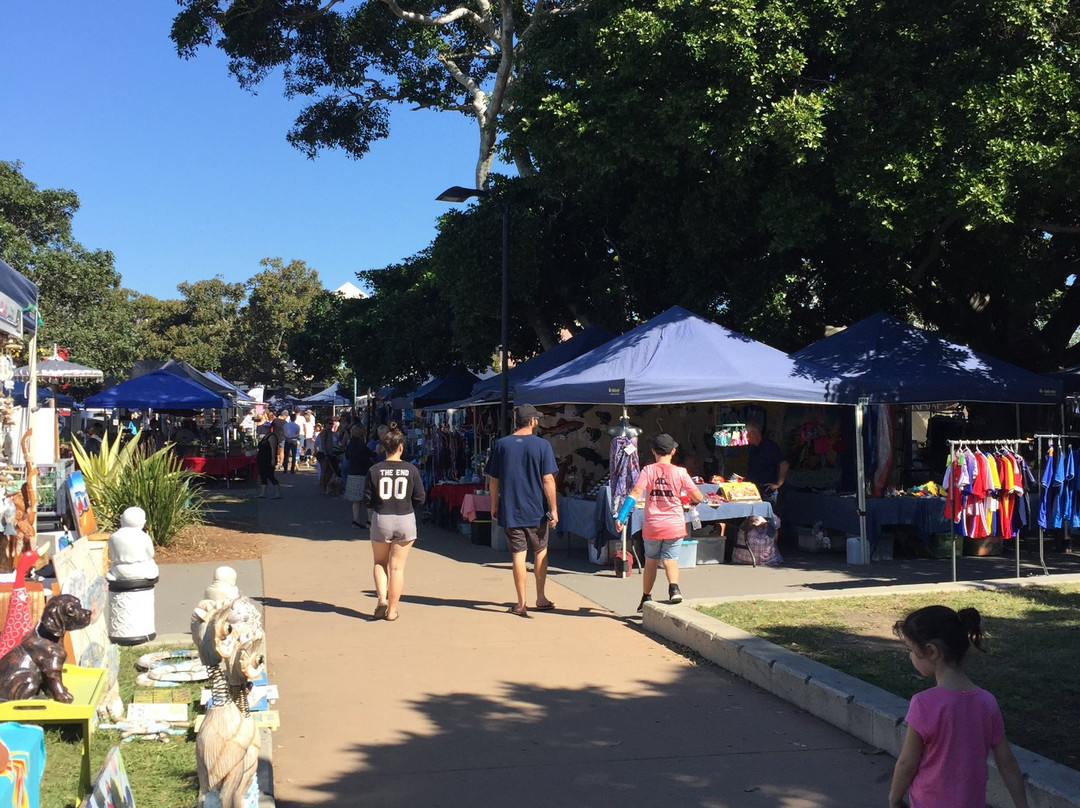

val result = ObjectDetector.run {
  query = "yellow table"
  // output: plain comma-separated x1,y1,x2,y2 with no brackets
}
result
0,665,106,797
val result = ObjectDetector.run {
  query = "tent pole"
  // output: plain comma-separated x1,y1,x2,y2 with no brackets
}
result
855,398,869,564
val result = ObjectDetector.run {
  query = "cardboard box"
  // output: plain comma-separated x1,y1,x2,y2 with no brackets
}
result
797,526,833,553
871,535,894,561
930,532,962,559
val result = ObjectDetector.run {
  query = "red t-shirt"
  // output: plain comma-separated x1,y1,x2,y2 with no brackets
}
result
633,463,699,540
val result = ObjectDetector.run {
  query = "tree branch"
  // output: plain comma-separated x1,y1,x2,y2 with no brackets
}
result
1033,222,1080,235
375,0,496,39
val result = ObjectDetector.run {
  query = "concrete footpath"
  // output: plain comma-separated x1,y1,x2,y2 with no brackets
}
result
153,469,1080,808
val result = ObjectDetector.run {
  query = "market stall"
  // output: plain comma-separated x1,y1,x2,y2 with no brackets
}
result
514,306,843,562
792,312,1062,572
84,370,256,480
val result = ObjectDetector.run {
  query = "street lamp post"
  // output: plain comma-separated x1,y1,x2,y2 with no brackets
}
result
436,185,511,436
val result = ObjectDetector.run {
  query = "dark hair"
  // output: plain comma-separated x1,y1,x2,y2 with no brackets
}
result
382,421,405,454
893,605,986,664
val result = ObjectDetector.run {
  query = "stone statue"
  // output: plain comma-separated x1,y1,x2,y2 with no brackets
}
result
106,507,159,645
106,507,158,583
203,567,239,605
192,595,266,808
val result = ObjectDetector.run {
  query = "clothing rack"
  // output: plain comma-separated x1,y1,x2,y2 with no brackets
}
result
946,438,1030,582
1033,434,1080,574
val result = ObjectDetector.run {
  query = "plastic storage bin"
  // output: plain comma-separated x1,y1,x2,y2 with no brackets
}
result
676,539,698,568
846,535,869,564
696,537,726,564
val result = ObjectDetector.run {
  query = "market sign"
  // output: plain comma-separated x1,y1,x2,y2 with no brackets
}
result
0,290,23,337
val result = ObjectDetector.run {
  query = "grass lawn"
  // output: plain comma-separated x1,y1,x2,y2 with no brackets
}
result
42,644,199,808
699,584,1080,772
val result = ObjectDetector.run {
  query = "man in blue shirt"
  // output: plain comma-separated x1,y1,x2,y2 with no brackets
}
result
487,404,560,617
746,422,788,506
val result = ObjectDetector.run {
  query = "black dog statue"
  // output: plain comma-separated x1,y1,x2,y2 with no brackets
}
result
0,594,92,703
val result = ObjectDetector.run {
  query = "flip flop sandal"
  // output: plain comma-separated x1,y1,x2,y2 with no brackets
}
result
507,606,530,618
534,602,556,611
373,604,388,620
385,611,400,621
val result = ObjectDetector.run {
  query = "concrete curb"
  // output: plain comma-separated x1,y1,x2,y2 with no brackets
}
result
642,580,1080,808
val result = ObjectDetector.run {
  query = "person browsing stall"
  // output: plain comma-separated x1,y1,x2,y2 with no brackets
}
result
615,433,703,610
486,404,559,617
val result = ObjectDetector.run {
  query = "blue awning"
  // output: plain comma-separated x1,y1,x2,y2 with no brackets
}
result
84,370,231,410
515,307,842,405
793,312,1062,404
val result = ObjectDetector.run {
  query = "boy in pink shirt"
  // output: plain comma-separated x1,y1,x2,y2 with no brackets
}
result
615,434,702,611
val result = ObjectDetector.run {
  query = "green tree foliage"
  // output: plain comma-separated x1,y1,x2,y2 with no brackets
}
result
129,277,245,371
505,0,1080,366
228,257,323,385
0,161,139,375
170,0,583,186
287,288,352,384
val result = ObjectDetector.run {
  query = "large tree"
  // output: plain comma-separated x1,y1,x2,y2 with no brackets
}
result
505,0,1080,366
229,257,324,385
0,161,139,376
171,0,583,187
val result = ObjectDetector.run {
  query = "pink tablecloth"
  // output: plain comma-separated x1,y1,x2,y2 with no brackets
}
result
461,494,492,522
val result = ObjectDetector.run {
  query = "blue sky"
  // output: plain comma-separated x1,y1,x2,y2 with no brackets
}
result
1,1,483,300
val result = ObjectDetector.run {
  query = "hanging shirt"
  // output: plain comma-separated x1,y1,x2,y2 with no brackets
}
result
1039,446,1056,530
1060,446,1076,530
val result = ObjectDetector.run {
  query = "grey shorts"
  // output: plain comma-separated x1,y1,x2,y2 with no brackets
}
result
505,520,549,554
370,512,418,543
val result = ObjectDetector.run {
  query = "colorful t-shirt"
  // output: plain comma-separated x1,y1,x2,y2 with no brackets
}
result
632,463,700,540
904,686,1005,808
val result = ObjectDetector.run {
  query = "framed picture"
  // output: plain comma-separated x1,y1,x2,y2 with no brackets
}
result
66,470,98,537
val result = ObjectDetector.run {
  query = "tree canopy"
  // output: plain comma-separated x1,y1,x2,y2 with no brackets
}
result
171,0,583,186
503,0,1080,365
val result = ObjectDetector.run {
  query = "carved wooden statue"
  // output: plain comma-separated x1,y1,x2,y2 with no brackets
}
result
192,596,266,808
4,431,36,574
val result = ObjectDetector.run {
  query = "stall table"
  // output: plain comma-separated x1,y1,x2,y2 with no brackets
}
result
598,484,774,537
461,494,491,523
784,490,950,546
180,454,257,479
429,482,479,511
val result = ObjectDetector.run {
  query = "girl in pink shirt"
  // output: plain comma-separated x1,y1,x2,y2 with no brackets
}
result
889,605,1029,808
615,433,702,611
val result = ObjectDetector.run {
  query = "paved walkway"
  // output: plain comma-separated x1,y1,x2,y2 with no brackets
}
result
157,469,1080,808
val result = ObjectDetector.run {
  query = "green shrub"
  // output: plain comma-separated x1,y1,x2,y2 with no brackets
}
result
72,431,205,545
92,447,205,547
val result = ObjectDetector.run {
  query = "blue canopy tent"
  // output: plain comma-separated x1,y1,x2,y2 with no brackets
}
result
84,370,231,410
515,306,842,405
395,366,482,410
0,258,39,338
793,313,1062,571
131,360,255,404
12,381,75,409
792,312,1062,404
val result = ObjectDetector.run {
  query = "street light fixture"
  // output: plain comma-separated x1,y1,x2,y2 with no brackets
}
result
436,185,511,436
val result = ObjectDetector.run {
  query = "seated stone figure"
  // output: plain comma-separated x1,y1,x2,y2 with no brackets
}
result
106,507,159,584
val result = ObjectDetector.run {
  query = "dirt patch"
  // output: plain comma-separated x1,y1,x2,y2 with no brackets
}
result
820,605,901,653
155,523,266,565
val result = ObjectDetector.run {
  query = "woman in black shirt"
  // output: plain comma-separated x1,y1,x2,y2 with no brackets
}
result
363,424,426,621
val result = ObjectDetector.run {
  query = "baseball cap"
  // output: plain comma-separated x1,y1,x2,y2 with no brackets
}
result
514,404,542,423
651,433,677,454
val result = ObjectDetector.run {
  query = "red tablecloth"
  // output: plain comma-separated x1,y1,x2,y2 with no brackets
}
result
461,494,492,522
181,455,257,477
429,483,481,510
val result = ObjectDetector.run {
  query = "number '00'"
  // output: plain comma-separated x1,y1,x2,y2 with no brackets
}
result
379,476,409,499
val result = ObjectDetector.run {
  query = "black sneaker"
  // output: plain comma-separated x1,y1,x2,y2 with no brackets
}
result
668,585,683,604
637,594,653,612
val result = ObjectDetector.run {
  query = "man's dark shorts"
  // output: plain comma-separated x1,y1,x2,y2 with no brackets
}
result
505,520,549,554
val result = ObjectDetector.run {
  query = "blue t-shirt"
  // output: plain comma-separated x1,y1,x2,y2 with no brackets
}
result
747,438,785,487
486,433,557,528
